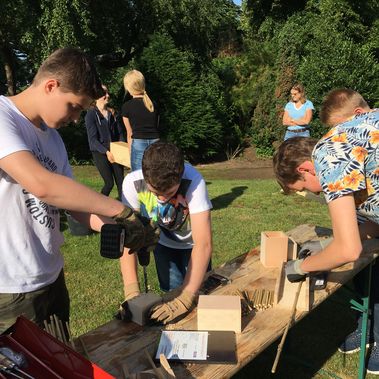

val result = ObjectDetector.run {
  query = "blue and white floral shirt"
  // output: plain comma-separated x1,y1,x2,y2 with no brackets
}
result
313,110,379,224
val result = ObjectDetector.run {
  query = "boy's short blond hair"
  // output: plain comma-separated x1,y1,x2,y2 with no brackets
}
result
320,88,369,127
33,47,104,100
273,137,318,193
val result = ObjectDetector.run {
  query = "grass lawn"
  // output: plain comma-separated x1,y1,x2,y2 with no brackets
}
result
62,165,372,378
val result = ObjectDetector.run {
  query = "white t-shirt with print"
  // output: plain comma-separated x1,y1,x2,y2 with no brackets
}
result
122,163,212,249
0,96,72,293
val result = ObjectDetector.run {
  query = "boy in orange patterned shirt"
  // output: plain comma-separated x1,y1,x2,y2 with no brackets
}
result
274,89,379,374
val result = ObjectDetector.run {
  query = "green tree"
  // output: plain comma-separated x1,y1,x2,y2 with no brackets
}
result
236,0,379,153
136,33,231,161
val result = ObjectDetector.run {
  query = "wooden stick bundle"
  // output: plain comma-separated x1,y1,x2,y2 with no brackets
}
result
43,314,75,350
236,289,274,313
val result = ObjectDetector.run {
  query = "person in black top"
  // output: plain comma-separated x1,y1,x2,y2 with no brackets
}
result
122,70,159,171
85,85,125,199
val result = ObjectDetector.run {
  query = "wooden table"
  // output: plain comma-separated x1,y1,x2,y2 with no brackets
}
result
78,224,379,378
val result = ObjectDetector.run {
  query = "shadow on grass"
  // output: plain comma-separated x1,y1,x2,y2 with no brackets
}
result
233,285,358,379
211,186,249,210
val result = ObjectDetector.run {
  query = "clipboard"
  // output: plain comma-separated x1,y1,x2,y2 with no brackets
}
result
155,330,237,364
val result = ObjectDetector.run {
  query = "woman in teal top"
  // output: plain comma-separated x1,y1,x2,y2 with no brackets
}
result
282,83,314,140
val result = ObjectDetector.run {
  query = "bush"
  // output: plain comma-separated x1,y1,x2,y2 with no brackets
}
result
136,33,232,162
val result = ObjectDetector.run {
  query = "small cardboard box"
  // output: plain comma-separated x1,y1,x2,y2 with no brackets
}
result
197,295,241,333
110,142,130,167
260,231,297,268
0,316,114,378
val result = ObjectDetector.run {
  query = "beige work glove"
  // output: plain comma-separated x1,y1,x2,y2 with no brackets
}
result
150,289,197,324
124,282,141,300
160,286,183,302
115,282,141,321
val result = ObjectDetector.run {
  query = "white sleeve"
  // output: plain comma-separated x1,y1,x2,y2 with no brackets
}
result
186,168,212,214
0,106,30,160
121,172,140,211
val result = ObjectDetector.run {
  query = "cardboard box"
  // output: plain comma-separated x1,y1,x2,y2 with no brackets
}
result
260,231,297,268
197,295,241,333
110,142,130,167
0,316,114,379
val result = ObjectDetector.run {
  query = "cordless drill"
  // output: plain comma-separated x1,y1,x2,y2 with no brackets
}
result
100,224,151,292
298,248,328,290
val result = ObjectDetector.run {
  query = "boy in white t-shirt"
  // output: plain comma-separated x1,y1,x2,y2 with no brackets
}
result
0,48,157,333
120,141,213,324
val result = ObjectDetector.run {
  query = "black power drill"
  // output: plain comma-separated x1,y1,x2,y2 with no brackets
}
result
298,248,328,290
100,224,150,292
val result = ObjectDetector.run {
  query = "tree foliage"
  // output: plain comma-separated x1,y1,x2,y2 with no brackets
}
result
135,33,231,161
1,0,378,161
235,0,379,152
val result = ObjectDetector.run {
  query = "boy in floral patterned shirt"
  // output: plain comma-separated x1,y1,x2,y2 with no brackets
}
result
273,88,379,374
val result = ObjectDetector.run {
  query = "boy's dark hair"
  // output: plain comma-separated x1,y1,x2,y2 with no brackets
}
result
33,47,104,100
142,142,184,192
320,88,369,126
273,137,318,193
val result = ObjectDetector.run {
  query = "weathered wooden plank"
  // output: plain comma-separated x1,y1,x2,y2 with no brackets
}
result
79,225,379,378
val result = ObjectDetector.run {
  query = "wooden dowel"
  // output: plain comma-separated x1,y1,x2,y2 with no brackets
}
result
78,336,90,360
263,290,269,308
251,289,258,307
43,320,51,335
65,321,76,350
121,362,131,379
49,315,58,338
254,289,261,307
60,320,68,344
159,354,176,378
271,281,303,373
53,314,64,342
269,290,274,307
257,289,264,307
144,349,164,379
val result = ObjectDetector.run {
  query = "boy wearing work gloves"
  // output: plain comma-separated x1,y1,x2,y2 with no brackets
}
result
120,141,213,324
0,48,157,333
274,88,379,374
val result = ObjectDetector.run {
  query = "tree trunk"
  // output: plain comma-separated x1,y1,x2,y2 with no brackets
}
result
0,44,16,96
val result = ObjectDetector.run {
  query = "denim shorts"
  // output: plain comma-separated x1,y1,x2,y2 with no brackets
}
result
131,138,159,171
284,129,310,141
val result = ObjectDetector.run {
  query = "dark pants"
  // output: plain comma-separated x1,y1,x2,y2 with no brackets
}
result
154,243,211,292
0,270,69,333
92,151,124,199
354,257,379,341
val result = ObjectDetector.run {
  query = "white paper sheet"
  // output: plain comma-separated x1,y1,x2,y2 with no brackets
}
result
155,331,208,360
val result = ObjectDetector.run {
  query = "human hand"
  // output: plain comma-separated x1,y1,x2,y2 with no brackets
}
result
150,289,197,324
113,206,146,251
106,150,115,163
115,282,141,320
160,286,183,303
134,214,160,252
299,237,333,258
285,259,308,283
